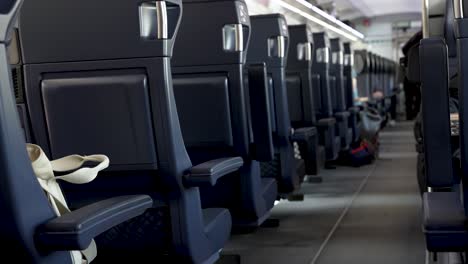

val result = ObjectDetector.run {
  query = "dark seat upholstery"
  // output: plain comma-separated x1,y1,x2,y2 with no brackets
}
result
16,0,242,263
203,208,232,251
171,0,277,228
262,178,278,210
247,14,306,194
420,38,454,189
419,0,468,255
445,0,458,79
423,192,468,252
343,42,361,143
312,32,340,161
0,2,154,263
286,24,326,175
423,192,465,232
354,50,372,100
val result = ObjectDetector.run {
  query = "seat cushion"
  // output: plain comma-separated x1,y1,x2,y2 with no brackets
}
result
203,208,232,250
261,178,278,211
423,192,466,232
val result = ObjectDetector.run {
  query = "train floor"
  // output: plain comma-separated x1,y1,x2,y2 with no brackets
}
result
220,121,426,264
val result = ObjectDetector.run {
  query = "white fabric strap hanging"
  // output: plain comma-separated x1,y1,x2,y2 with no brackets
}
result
27,144,110,264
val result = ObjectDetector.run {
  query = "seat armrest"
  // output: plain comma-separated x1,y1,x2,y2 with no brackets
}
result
335,111,350,121
348,106,360,114
423,192,466,231
247,63,274,161
317,118,336,127
37,195,153,251
291,127,317,142
184,157,244,187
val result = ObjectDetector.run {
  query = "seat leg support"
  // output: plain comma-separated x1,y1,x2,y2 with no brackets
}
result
304,175,323,184
287,193,305,202
217,254,241,264
261,218,280,228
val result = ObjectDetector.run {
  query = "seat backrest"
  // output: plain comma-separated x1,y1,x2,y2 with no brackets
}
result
376,56,382,90
370,53,377,92
368,52,376,98
172,0,251,163
171,0,277,224
383,58,389,93
420,38,454,189
330,38,347,112
0,1,72,262
445,0,457,58
445,0,458,79
247,14,291,144
453,0,468,215
428,0,447,37
19,0,189,189
286,24,317,127
18,1,237,262
312,32,333,118
353,49,371,100
247,14,288,68
343,42,354,109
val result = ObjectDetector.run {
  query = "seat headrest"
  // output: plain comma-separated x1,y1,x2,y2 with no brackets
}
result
287,24,313,69
288,24,311,43
172,0,250,66
247,14,289,67
343,42,351,54
312,32,329,49
19,0,182,63
402,31,422,56
353,50,369,74
444,0,457,58
330,38,342,52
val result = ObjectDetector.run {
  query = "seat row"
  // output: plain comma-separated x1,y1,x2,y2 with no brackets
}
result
0,0,396,263
414,0,468,260
354,50,398,116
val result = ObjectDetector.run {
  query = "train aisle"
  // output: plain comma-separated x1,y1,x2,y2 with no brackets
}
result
220,121,425,264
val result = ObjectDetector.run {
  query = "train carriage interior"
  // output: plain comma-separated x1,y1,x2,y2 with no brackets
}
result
2,0,468,263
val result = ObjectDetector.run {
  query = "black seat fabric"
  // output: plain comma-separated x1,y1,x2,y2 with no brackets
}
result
312,32,341,159
343,42,361,143
330,38,352,150
420,38,454,189
247,14,305,194
419,1,468,254
423,192,465,232
286,24,325,174
354,50,371,100
423,192,468,252
172,0,277,228
329,38,347,113
0,1,155,263
17,0,239,263
444,0,458,79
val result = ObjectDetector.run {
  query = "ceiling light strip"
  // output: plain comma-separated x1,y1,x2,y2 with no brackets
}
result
276,0,359,41
294,0,365,39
